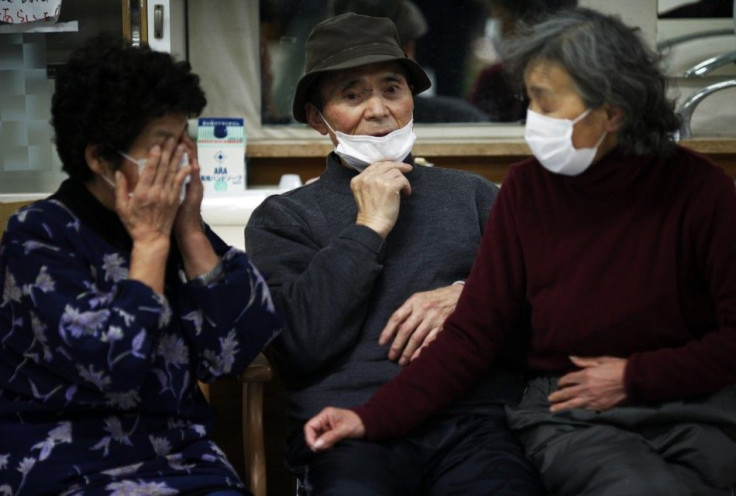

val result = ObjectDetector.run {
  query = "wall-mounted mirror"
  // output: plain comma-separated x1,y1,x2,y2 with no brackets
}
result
189,0,671,142
656,0,735,137
258,0,630,126
256,0,735,126
659,0,733,18
658,0,734,77
259,0,530,126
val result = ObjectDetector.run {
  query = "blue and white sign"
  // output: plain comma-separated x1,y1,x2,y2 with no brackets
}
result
197,118,246,194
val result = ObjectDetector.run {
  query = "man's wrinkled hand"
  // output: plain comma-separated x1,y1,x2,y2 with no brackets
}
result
351,161,412,239
379,284,463,366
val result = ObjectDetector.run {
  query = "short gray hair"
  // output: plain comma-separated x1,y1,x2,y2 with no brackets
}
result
504,8,679,155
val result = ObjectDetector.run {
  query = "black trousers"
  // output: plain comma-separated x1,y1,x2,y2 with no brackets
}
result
508,378,736,496
287,408,545,496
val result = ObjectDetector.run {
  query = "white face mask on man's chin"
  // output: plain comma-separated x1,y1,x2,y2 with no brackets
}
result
320,114,416,172
101,150,190,202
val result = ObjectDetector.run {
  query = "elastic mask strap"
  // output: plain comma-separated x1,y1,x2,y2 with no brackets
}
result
101,173,116,189
571,108,592,125
117,149,146,169
593,130,608,149
318,112,338,136
571,108,607,149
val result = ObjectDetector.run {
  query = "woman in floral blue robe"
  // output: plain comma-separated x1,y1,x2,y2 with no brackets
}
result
0,35,281,495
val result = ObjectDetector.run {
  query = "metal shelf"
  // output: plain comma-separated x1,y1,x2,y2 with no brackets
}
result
0,21,78,34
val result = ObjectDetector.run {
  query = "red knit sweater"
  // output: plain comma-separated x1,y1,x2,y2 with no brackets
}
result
354,146,736,440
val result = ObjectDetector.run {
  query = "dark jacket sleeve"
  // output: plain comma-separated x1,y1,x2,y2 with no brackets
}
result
245,195,385,378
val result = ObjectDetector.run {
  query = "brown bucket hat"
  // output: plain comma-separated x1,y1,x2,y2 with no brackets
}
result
292,12,431,123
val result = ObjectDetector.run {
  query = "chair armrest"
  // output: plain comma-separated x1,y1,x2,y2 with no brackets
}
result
239,353,273,496
1,201,33,232
242,352,273,382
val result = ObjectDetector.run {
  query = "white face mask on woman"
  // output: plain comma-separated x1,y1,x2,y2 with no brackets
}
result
321,115,416,172
101,150,189,202
524,108,607,177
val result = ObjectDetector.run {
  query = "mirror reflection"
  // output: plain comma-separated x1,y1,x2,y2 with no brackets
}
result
658,0,735,77
259,0,577,125
658,0,733,17
259,0,735,128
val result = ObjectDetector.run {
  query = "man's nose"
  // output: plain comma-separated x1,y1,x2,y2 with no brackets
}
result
363,94,390,119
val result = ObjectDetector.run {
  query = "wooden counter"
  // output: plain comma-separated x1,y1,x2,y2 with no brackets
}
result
245,137,736,186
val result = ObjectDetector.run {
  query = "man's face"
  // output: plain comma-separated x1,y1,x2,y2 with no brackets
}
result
307,61,414,144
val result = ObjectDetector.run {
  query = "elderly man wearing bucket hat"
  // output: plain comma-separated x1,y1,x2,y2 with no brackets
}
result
246,13,544,495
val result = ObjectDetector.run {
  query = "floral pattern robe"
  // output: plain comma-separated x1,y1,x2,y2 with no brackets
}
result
0,186,281,496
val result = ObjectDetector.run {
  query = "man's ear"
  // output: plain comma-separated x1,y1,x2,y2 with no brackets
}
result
84,143,109,175
306,103,329,136
605,105,625,133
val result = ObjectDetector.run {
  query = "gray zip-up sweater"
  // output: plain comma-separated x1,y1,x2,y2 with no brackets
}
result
245,154,526,423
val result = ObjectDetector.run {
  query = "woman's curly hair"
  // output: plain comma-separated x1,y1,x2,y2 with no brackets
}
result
503,8,680,156
51,33,207,181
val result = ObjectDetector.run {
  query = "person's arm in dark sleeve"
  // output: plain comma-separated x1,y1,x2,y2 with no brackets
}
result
353,179,528,439
245,198,384,377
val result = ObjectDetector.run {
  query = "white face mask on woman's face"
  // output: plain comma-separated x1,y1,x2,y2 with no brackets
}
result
524,108,607,177
320,115,416,172
101,150,189,202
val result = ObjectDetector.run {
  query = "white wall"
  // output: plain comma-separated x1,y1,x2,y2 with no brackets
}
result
580,0,658,48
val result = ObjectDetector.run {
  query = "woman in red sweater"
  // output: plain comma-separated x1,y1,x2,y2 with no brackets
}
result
303,7,736,496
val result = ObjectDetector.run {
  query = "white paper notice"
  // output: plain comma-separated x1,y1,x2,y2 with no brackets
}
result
197,118,246,195
1,0,63,24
